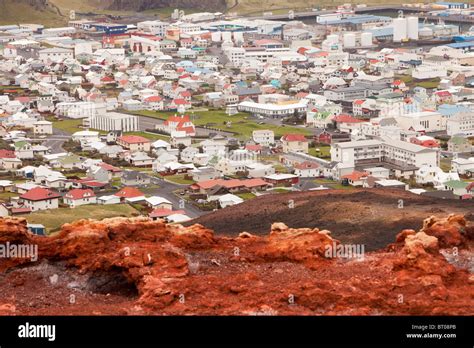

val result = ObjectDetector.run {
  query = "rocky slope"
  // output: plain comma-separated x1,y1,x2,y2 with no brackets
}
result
188,189,474,251
0,213,473,315
97,0,226,12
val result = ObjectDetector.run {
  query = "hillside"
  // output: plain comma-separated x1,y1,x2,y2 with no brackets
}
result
0,0,446,25
0,0,65,26
0,213,473,315
187,188,474,251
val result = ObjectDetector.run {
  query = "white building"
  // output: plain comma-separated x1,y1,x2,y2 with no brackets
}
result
238,100,308,118
55,102,103,119
451,157,474,176
137,20,169,36
89,112,139,132
63,189,97,208
38,48,74,63
330,137,439,177
252,129,275,146
447,112,474,137
396,111,444,133
33,120,53,135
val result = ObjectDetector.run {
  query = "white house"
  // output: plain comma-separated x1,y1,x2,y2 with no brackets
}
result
33,120,53,135
252,129,274,146
63,189,97,208
19,187,60,211
145,196,173,210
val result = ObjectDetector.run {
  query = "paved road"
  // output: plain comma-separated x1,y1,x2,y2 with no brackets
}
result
41,128,71,154
104,171,206,219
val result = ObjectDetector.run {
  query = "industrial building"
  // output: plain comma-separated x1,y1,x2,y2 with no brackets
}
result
89,112,139,132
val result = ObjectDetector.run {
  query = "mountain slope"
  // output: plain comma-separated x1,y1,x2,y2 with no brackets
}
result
0,0,65,26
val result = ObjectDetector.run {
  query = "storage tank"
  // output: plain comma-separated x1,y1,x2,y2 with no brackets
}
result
211,31,222,42
221,31,232,41
360,32,373,47
327,34,339,44
407,16,419,40
233,31,244,43
343,33,356,48
393,17,407,42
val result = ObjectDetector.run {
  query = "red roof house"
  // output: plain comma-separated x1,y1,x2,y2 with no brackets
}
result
114,187,144,199
63,189,97,207
20,187,61,211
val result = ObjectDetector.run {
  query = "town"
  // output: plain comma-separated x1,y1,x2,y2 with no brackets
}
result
0,1,473,236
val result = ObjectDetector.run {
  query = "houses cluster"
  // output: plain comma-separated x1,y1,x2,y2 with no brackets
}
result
0,5,474,234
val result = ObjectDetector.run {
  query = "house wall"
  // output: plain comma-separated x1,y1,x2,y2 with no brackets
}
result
24,198,59,211
64,196,97,208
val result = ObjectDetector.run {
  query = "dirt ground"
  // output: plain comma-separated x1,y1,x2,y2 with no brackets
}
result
187,189,474,251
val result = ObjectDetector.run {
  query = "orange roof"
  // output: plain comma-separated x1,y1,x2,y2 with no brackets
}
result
118,135,151,144
342,171,369,181
114,187,144,198
295,161,320,170
333,114,364,123
281,134,307,142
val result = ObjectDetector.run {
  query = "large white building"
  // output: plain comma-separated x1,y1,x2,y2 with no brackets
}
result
89,112,139,132
330,137,439,177
38,48,73,63
396,111,444,133
238,100,308,118
137,20,169,36
55,102,104,119
447,112,474,136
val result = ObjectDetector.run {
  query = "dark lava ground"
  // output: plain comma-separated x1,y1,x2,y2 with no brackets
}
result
186,188,474,251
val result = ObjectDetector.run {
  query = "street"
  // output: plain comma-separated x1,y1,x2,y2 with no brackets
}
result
42,128,71,154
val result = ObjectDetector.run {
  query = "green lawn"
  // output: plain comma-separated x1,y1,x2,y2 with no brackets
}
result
236,193,256,200
124,131,170,142
47,118,83,134
273,164,291,173
21,204,140,233
47,117,108,135
440,158,451,172
127,110,312,139
308,145,331,158
0,191,18,202
164,174,195,185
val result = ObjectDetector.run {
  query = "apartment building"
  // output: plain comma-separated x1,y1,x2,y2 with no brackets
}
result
137,20,169,36
447,112,474,137
396,111,444,133
330,137,439,178
252,130,275,146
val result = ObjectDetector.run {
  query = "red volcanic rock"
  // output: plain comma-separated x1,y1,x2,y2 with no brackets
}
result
257,223,337,266
420,214,470,248
0,215,473,315
395,229,416,243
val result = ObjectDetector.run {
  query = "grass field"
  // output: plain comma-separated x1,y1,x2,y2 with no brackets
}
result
47,118,83,134
0,191,18,202
0,1,65,26
236,192,256,200
21,204,139,233
123,131,170,142
395,74,440,90
164,174,195,185
308,146,331,159
129,110,312,139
